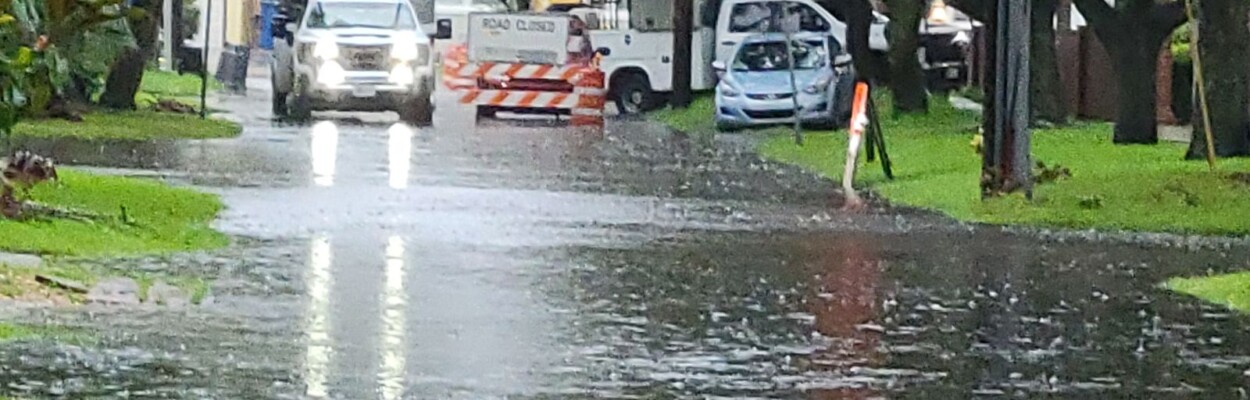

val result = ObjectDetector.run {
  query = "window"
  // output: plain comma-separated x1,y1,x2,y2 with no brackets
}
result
728,2,829,34
306,2,417,29
732,39,826,72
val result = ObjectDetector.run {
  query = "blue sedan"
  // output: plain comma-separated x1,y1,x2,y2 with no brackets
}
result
713,33,856,131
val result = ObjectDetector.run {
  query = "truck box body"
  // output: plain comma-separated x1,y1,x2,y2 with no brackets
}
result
467,13,571,65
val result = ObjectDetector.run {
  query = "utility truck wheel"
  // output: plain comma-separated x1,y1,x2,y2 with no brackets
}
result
612,73,655,115
475,106,497,120
289,86,312,122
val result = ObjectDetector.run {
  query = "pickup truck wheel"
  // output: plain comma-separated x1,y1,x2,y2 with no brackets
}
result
399,95,434,126
272,91,289,118
289,89,312,121
612,74,655,115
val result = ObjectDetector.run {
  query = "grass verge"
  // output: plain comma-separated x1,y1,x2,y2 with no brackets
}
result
0,262,211,305
140,69,221,98
653,93,1250,235
0,169,228,256
1166,273,1250,313
0,322,91,345
12,110,240,140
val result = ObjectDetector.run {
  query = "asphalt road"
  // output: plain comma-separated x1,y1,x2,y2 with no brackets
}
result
1,79,1249,399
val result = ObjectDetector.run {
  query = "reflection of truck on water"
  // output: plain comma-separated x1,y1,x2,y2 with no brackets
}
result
558,0,889,114
269,0,450,124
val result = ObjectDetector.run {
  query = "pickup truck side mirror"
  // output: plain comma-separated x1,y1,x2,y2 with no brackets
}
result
433,19,453,40
595,47,611,57
272,14,289,39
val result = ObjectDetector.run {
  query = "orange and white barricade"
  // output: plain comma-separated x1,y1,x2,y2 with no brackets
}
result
441,45,475,90
571,69,605,127
441,44,606,127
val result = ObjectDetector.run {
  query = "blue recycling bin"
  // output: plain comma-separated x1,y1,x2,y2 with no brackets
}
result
260,0,278,50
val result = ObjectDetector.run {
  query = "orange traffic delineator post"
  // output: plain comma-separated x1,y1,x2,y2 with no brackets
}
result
842,81,871,208
571,68,606,127
840,81,893,209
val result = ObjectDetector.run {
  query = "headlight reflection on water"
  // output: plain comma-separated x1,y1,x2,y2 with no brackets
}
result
311,121,339,187
387,123,413,189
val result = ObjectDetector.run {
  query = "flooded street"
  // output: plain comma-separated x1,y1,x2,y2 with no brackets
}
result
2,81,1250,399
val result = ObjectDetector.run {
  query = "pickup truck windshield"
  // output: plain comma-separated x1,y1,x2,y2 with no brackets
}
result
306,2,417,29
732,40,825,72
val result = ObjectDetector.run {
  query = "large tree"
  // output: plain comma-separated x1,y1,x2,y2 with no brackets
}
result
1185,0,1250,158
883,0,928,112
99,0,162,109
820,0,882,83
1070,0,1186,144
1029,0,1066,123
949,0,1068,124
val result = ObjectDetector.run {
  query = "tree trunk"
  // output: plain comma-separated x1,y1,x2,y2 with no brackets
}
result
1030,0,1066,124
100,0,164,109
1187,0,1250,158
844,0,880,83
884,0,927,112
1071,0,1186,145
1109,39,1161,144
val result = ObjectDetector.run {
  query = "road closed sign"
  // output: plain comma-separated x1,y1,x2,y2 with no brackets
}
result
468,13,571,65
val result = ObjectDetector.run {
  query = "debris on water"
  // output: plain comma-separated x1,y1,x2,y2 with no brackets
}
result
146,281,190,307
35,274,89,293
855,323,885,333
86,277,141,305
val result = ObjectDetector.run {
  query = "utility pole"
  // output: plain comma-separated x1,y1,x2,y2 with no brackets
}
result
671,0,694,108
161,0,174,70
980,0,1031,198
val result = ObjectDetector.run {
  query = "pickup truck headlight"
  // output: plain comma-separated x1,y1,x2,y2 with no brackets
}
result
391,37,420,62
314,39,339,60
318,61,346,85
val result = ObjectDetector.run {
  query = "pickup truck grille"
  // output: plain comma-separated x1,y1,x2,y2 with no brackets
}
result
342,45,390,71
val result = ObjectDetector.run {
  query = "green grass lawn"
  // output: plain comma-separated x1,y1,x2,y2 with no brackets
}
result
140,69,221,98
653,93,1250,235
0,322,89,344
138,69,221,109
1166,272,1250,313
0,169,228,256
12,110,240,140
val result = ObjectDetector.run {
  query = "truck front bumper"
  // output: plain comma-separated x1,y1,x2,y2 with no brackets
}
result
302,69,433,112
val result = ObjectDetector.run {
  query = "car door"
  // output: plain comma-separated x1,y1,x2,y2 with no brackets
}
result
715,0,835,64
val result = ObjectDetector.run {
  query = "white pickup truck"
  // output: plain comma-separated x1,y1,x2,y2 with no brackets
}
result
270,0,451,124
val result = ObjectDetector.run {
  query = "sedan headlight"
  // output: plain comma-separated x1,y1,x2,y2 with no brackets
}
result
803,76,833,94
314,39,339,60
718,81,741,97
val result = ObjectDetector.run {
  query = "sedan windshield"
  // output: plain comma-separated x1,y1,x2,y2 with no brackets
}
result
732,40,826,72
306,2,417,29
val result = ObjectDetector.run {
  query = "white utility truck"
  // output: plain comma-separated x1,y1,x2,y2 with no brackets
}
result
563,0,888,114
270,0,451,124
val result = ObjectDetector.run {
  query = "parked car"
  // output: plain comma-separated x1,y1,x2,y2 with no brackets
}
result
712,32,855,131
